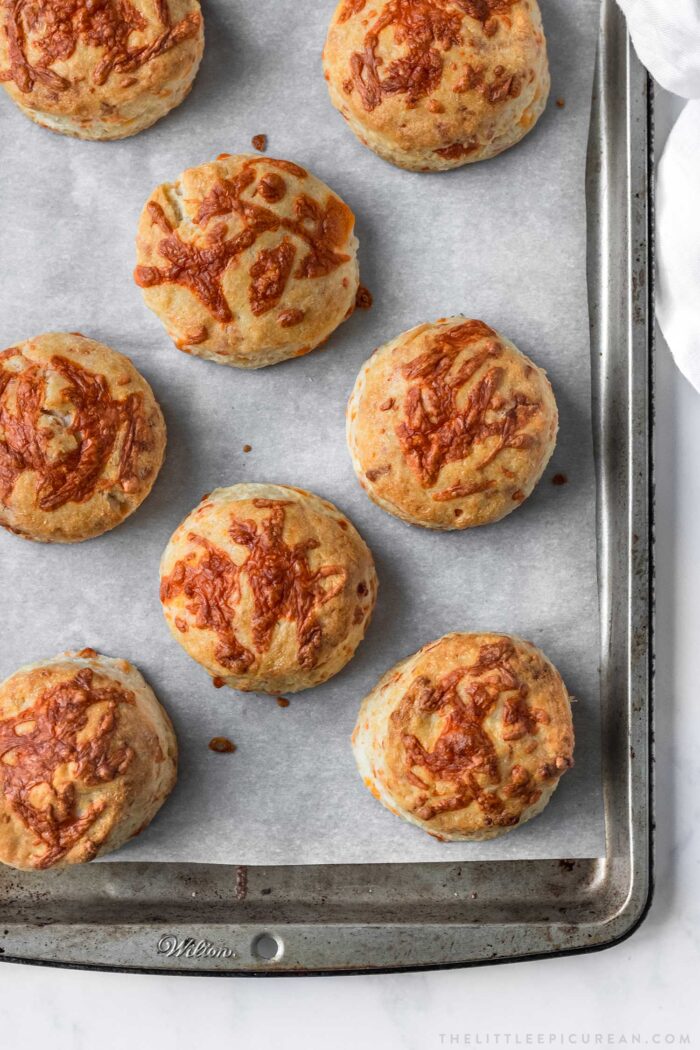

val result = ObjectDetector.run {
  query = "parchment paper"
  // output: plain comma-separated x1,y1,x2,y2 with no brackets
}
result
0,0,605,864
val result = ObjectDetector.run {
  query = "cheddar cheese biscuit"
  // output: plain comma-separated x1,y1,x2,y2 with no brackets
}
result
323,0,550,171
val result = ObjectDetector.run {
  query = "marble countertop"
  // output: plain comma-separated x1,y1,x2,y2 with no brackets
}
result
0,88,697,1049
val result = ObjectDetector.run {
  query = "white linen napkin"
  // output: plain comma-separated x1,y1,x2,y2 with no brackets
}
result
655,101,700,392
617,1,700,391
617,0,700,97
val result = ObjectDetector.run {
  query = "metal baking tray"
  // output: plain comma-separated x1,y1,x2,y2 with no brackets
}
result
0,0,653,975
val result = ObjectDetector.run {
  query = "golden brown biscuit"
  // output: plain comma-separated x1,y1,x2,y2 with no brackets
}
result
134,154,360,368
323,0,550,171
347,317,558,530
0,649,177,870
0,332,166,543
0,0,204,140
352,632,574,841
160,484,378,693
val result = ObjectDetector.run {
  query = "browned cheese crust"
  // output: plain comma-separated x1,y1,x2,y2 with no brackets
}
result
0,0,204,139
0,650,177,870
0,332,166,543
352,632,574,841
347,316,558,530
159,484,378,693
323,0,550,170
134,154,360,368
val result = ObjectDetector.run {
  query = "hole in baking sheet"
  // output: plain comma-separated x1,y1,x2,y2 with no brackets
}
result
252,933,283,962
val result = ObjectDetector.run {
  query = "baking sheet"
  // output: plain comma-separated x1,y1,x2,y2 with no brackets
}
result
0,0,604,864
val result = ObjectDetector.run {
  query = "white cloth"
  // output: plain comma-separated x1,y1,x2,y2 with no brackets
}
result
615,2,700,390
617,0,700,98
656,101,700,392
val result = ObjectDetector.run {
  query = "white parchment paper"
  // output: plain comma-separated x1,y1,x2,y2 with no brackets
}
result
0,0,604,863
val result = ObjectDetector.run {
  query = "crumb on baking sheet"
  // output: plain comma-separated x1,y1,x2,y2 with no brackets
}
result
556,98,566,109
243,444,252,453
355,285,373,310
212,676,225,688
552,473,568,486
276,696,290,708
209,737,236,753
252,134,267,152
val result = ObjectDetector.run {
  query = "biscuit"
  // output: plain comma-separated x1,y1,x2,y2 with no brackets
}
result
352,632,574,841
323,0,550,171
347,317,557,530
160,484,378,693
0,332,166,543
0,649,177,870
0,0,204,140
134,154,360,369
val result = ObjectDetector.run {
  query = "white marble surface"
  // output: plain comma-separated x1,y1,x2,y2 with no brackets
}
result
0,88,697,1050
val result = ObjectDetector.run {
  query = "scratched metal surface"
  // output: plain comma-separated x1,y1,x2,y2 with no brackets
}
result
0,0,652,972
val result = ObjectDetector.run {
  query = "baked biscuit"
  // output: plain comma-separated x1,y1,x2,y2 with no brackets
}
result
323,0,550,171
160,484,378,693
0,649,177,870
0,332,166,543
352,632,574,841
135,154,360,368
347,317,557,530
0,0,204,140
